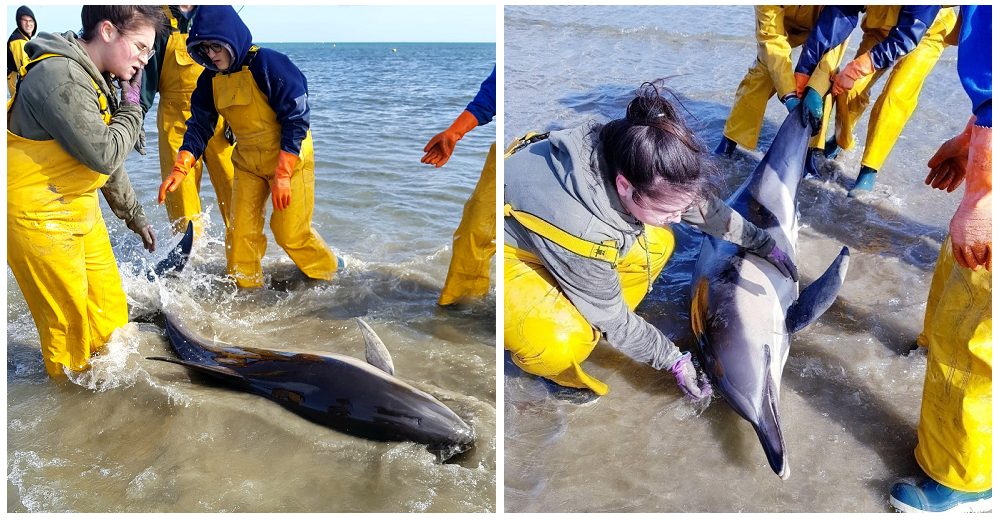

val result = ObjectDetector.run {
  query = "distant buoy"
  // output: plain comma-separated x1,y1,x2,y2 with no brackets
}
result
391,48,397,53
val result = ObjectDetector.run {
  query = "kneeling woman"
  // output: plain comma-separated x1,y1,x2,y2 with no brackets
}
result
159,5,339,289
504,83,798,399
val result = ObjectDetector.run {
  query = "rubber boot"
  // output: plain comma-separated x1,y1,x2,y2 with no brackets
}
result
803,148,823,179
823,137,841,159
542,377,601,405
847,166,877,197
714,136,737,157
890,475,992,513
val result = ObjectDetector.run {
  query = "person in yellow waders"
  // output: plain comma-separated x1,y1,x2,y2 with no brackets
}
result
7,6,167,377
6,5,36,96
158,5,340,289
421,65,496,305
715,6,847,179
141,5,234,237
889,5,991,514
504,83,799,402
794,5,958,197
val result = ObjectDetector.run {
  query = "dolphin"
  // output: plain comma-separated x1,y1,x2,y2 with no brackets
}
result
148,314,476,461
147,221,194,281
689,107,850,479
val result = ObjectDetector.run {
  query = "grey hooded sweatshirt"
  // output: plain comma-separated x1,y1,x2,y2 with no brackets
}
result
8,31,148,233
504,124,772,371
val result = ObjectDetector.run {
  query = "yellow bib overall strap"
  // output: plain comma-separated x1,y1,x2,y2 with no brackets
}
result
503,131,549,159
504,203,620,265
159,7,202,96
163,5,179,31
13,53,111,124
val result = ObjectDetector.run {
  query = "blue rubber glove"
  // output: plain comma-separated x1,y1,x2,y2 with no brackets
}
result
800,87,823,136
670,352,712,400
782,94,800,113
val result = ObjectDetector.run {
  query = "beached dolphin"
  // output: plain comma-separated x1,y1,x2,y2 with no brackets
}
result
148,315,476,461
689,107,850,479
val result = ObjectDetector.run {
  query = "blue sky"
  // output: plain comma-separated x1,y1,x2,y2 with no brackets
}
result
7,5,496,43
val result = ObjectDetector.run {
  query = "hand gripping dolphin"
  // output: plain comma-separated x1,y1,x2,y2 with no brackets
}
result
690,107,850,479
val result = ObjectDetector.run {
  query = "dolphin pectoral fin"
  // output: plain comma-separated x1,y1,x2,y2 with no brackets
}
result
148,221,195,280
786,247,850,334
356,318,396,376
146,356,245,384
753,345,789,480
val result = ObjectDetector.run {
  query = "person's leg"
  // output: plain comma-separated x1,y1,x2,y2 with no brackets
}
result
268,137,338,282
719,59,777,153
891,237,992,512
201,120,236,233
439,143,497,305
158,98,207,235
227,167,271,289
83,214,129,355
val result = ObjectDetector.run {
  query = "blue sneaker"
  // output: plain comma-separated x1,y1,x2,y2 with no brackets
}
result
890,476,992,513
714,136,737,157
847,166,877,197
823,138,841,159
336,255,345,270
803,148,822,179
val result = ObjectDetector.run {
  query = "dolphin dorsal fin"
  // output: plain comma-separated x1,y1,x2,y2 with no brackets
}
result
356,318,395,376
786,247,851,334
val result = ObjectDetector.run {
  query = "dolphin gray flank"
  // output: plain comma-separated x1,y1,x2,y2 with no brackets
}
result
690,107,850,479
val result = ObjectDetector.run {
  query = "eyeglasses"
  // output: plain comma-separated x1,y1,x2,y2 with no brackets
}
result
199,42,225,54
115,26,155,61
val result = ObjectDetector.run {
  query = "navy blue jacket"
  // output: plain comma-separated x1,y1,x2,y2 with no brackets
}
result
795,6,941,76
180,5,310,158
958,5,991,127
466,65,496,126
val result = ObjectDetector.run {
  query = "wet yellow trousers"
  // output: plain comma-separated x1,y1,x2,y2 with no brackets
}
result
213,67,338,289
914,237,991,492
157,22,235,236
504,225,674,395
832,8,957,171
439,142,497,305
7,131,128,377
724,65,836,151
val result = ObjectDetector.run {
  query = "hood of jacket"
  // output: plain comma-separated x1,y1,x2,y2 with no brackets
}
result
186,5,252,73
546,124,641,235
15,5,36,38
24,31,114,98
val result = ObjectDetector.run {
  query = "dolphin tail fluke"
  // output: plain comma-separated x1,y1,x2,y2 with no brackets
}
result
147,356,248,386
755,366,790,480
356,318,395,376
148,221,195,281
786,246,851,334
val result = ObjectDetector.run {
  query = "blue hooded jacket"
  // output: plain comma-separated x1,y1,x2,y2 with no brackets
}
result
795,6,942,77
465,65,496,126
180,5,311,158
958,5,991,128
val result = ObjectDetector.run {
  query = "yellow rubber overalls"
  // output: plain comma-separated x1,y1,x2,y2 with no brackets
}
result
212,47,338,288
7,53,129,377
914,237,992,492
439,142,497,305
833,6,958,171
157,7,235,236
723,6,847,151
503,134,675,395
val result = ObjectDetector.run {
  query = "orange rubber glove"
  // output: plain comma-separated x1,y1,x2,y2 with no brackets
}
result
272,150,297,211
831,52,874,96
158,150,196,204
421,109,479,168
925,116,974,192
793,72,810,98
950,124,991,271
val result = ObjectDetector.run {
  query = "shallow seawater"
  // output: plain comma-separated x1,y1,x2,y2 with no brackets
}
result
504,5,966,513
7,42,496,513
